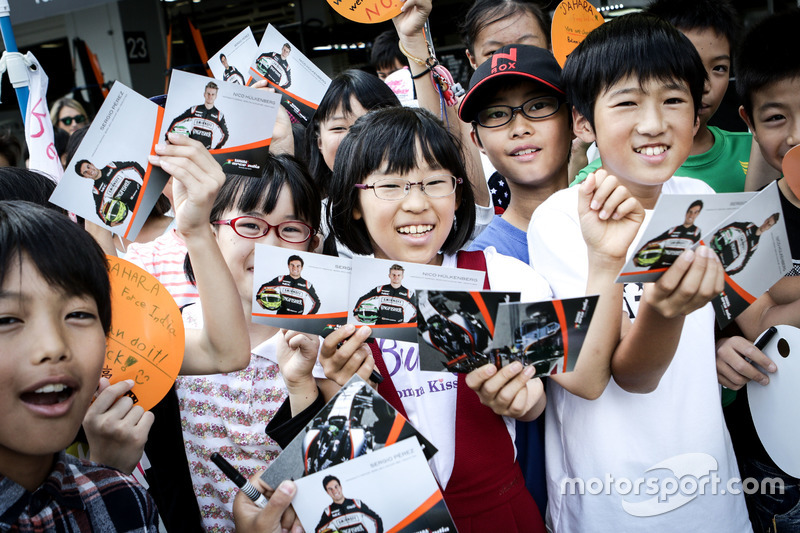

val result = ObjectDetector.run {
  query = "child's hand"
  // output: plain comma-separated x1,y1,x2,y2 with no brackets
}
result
393,0,432,40
149,133,225,238
465,362,545,422
250,80,294,155
232,473,302,533
319,324,377,386
83,378,154,474
579,169,645,266
716,336,776,389
277,329,320,391
642,246,724,319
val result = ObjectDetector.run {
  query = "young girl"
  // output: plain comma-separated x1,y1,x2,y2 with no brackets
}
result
171,152,333,531
322,106,643,532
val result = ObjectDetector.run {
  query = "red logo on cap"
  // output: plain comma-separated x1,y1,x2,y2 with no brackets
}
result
490,47,517,74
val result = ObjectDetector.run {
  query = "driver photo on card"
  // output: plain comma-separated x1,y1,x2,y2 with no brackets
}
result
75,158,143,227
255,42,292,89
166,81,229,150
352,264,417,325
256,254,321,315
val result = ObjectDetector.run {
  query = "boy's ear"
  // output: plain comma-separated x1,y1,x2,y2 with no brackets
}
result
739,105,758,142
470,126,486,153
572,107,596,144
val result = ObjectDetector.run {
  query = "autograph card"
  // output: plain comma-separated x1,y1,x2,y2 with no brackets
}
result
50,82,169,240
251,243,351,334
292,438,457,533
247,24,331,125
709,182,791,327
418,291,598,377
262,375,436,489
208,27,257,85
417,290,520,373
161,69,281,178
348,256,486,342
617,192,754,283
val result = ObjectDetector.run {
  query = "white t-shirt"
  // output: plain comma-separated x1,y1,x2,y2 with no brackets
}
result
378,247,552,488
125,229,198,307
527,178,751,532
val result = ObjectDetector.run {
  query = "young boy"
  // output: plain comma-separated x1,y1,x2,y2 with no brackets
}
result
0,201,157,531
575,0,752,194
527,14,751,531
460,43,571,263
715,10,800,531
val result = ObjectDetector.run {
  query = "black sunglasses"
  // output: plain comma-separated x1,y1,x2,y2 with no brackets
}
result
59,115,86,126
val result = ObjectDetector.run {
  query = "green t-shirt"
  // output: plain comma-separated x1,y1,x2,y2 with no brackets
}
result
572,126,752,193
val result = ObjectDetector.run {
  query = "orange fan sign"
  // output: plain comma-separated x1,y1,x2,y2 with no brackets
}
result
327,0,401,24
782,145,800,200
104,256,185,411
551,0,604,68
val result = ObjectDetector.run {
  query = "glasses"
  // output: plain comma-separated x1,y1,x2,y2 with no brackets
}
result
476,96,563,128
212,216,315,243
355,175,462,201
59,115,86,126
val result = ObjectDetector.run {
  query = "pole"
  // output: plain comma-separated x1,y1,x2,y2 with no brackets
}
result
0,0,30,123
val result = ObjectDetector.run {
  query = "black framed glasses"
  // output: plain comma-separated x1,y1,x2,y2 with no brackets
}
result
355,175,463,201
476,96,563,128
59,115,86,126
212,216,315,243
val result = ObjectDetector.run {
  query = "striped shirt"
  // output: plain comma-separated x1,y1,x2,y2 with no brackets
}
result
0,452,158,532
125,229,199,307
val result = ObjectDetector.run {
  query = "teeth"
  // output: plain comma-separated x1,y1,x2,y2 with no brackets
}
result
34,383,67,394
514,148,539,156
635,146,667,156
398,225,433,235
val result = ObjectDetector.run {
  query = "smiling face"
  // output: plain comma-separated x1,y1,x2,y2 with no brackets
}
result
684,204,702,227
740,77,800,172
214,186,317,305
317,97,369,172
574,75,698,204
353,147,458,266
0,254,105,486
467,11,547,70
325,479,345,504
79,162,100,180
471,83,571,193
682,28,730,128
288,259,303,279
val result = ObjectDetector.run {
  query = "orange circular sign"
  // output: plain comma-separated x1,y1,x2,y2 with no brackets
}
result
782,145,800,200
104,256,185,411
551,0,604,68
327,0,401,24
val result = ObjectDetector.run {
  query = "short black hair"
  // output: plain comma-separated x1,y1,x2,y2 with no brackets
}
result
288,255,303,266
688,199,704,211
0,201,111,334
74,159,92,176
219,53,226,60
371,30,406,72
646,0,740,54
460,0,551,57
327,107,476,257
562,13,706,130
736,9,800,120
185,153,320,284
305,70,401,196
322,475,340,489
0,168,58,208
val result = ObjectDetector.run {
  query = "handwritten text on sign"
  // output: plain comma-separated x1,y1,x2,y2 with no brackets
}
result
105,256,185,411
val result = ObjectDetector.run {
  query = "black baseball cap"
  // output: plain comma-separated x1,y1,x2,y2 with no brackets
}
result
458,44,564,123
